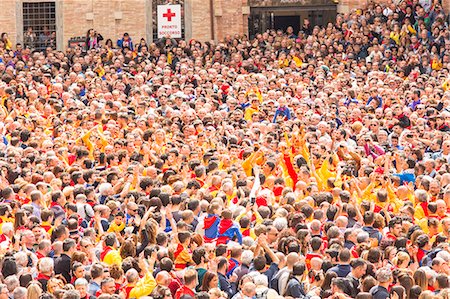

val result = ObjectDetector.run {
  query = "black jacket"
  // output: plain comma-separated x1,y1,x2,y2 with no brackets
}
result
54,253,71,283
218,272,236,299
284,277,306,298
370,285,389,299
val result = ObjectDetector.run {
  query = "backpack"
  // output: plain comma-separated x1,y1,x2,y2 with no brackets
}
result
270,272,281,293
422,248,442,267
270,268,289,294
284,278,306,299
84,204,92,222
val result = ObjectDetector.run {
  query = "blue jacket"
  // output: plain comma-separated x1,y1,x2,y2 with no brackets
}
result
117,37,134,51
363,226,383,243
203,214,220,241
217,219,243,244
329,264,351,277
367,95,383,108
273,106,291,122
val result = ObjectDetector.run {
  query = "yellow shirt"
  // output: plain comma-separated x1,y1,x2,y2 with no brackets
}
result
102,247,123,266
358,182,403,213
128,270,157,299
244,107,259,121
108,222,125,234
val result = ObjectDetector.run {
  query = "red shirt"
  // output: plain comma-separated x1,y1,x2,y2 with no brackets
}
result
168,272,182,297
175,285,195,299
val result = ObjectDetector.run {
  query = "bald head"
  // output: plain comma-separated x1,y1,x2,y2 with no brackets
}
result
286,252,299,269
336,216,348,228
155,270,171,287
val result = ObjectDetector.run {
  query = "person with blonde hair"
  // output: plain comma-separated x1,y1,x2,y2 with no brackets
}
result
393,251,412,271
26,283,42,299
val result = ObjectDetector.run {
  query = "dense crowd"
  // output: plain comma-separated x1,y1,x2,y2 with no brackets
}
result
0,0,450,299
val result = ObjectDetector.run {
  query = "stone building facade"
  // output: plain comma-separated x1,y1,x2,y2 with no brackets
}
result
0,0,449,51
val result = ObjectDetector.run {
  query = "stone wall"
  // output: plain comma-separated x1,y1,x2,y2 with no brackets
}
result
0,0,150,50
61,0,149,49
0,0,18,46
0,0,448,48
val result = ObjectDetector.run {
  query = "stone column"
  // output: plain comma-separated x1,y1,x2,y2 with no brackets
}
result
145,0,153,43
56,0,64,51
15,1,23,46
184,0,193,41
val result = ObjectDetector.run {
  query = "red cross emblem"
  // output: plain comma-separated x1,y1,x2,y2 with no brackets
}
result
163,9,176,21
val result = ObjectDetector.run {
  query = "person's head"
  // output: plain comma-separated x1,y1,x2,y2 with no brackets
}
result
72,262,85,279
435,273,449,290
90,264,104,280
27,282,42,299
292,262,306,278
338,248,351,264
150,285,172,299
361,275,377,292
331,277,349,294
417,290,436,299
104,233,118,248
100,277,115,295
350,258,367,278
355,293,373,299
178,231,191,245
389,218,402,237
38,257,54,275
413,268,428,291
12,287,26,299
217,257,229,274
74,278,89,298
241,282,256,298
201,271,218,291
62,238,76,254
4,276,19,293
2,256,18,278
155,271,171,287
390,285,406,299
184,268,198,289
62,290,80,299
376,267,392,285
363,211,375,226
0,284,8,299
125,268,139,284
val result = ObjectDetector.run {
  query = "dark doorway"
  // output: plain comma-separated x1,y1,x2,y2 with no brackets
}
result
273,15,300,33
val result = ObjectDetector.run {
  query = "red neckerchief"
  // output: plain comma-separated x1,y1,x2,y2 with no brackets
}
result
100,246,113,261
36,273,51,281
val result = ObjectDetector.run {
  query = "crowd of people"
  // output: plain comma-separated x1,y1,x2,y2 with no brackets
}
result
0,0,450,298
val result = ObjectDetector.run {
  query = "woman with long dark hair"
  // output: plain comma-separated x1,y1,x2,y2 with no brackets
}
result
1,33,12,50
201,271,219,292
85,29,103,51
320,271,337,298
390,285,407,299
14,210,29,231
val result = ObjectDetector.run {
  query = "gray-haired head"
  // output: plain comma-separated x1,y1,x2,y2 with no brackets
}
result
376,267,392,283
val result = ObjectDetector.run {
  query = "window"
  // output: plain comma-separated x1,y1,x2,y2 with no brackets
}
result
22,2,57,51
152,0,184,41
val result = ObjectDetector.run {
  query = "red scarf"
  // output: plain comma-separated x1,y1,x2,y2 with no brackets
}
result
174,243,184,260
123,285,134,299
420,202,429,217
100,246,113,261
36,273,51,281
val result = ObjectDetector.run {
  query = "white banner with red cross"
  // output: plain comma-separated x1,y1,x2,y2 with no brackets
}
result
157,4,182,39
